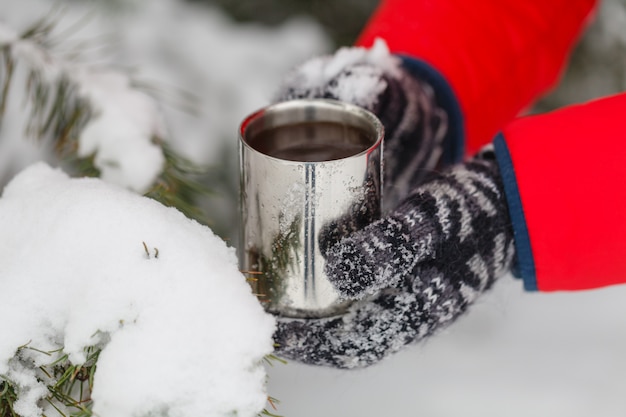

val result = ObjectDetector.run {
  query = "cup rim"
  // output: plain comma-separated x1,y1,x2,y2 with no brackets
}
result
239,98,384,164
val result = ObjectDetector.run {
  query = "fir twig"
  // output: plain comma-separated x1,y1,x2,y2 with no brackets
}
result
143,140,213,225
0,344,100,417
0,48,14,117
0,16,213,225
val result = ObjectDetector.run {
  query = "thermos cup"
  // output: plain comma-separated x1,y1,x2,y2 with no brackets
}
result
239,99,384,318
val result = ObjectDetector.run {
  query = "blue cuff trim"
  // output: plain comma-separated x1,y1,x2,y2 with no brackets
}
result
398,55,465,165
493,134,538,291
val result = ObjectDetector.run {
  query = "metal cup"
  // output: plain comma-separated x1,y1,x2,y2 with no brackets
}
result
238,99,384,318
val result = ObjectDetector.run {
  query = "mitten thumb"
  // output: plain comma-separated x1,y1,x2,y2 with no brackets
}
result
324,203,441,300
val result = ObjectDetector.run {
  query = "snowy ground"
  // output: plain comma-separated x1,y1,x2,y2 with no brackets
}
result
268,277,626,417
2,0,626,416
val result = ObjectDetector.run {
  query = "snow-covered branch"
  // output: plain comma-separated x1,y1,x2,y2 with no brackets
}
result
1,19,165,193
0,163,276,417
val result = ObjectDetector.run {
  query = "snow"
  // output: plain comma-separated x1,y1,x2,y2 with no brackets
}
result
0,23,17,44
76,70,166,192
0,163,276,417
324,38,397,78
277,38,397,110
293,38,394,86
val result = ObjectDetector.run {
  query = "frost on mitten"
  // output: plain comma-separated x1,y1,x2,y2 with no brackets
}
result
274,146,516,368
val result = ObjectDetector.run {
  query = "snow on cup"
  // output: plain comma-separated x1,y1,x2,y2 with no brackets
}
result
239,99,384,318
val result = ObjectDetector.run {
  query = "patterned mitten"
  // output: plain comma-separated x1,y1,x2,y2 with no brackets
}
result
274,146,516,368
274,39,448,208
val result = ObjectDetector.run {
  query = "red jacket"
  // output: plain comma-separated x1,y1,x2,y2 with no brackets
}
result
357,0,626,291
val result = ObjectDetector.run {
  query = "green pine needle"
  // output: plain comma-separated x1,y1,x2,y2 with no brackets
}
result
143,140,214,226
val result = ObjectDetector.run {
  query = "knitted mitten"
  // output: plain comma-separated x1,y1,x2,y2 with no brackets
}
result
274,146,516,368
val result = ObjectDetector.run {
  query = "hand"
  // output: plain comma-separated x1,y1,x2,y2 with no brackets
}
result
274,147,516,369
273,42,515,368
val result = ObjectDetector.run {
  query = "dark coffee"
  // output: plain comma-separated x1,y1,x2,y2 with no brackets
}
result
247,121,373,162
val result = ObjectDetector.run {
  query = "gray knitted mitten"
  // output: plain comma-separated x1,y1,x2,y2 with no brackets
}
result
274,146,516,368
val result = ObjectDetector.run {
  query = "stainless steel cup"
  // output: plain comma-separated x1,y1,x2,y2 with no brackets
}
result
239,99,384,318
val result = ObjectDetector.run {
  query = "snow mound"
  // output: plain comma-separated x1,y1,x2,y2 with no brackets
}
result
0,163,276,417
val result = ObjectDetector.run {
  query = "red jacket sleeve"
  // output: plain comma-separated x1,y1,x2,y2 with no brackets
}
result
356,0,597,156
493,92,626,292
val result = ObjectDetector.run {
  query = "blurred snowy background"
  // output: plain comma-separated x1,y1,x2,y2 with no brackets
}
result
2,0,626,416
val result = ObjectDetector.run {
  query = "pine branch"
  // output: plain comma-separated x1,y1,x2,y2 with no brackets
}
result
1,344,99,417
0,15,212,225
143,140,214,226
0,378,18,417
0,47,14,117
0,14,277,417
